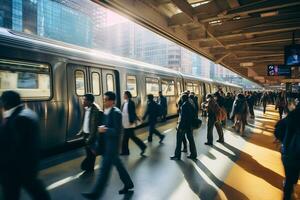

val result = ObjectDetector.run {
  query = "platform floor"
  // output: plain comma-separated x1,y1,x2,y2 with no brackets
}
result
21,105,300,200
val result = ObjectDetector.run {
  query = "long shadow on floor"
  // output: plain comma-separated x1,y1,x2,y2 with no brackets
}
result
175,159,249,200
175,160,219,200
213,143,284,190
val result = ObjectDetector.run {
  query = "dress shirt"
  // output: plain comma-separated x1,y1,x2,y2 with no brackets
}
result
3,105,21,119
122,100,135,129
83,107,91,133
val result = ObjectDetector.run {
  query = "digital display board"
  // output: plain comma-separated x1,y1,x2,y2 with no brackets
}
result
267,64,291,76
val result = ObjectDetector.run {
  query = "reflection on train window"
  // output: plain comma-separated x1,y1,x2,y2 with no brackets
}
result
177,81,181,95
106,74,114,91
92,72,100,96
75,71,85,96
127,75,137,97
193,84,199,94
161,80,175,96
146,77,159,95
186,82,193,92
0,59,50,99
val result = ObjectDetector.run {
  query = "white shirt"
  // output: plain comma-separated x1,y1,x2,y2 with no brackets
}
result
83,107,91,133
3,105,21,119
122,100,135,129
104,107,112,115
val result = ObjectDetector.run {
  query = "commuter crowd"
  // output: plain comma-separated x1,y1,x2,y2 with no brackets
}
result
0,88,299,200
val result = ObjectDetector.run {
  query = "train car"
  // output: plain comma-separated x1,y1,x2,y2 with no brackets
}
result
0,28,242,152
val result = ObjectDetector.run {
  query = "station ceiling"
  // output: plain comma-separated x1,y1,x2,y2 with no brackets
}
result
94,0,300,86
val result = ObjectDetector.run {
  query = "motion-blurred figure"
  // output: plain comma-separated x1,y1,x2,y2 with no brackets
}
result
82,91,134,199
0,91,50,200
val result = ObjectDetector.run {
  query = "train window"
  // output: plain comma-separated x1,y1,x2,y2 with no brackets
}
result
199,84,203,95
177,81,182,95
193,84,199,94
126,75,137,97
0,59,51,99
146,77,159,95
106,74,114,91
92,72,100,96
161,79,175,96
186,82,193,92
75,71,85,96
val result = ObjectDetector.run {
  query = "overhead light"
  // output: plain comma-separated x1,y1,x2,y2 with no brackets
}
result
191,0,211,7
260,11,278,18
240,62,254,67
209,19,222,25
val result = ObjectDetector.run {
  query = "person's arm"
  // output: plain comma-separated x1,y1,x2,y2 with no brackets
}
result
142,104,149,121
103,111,122,137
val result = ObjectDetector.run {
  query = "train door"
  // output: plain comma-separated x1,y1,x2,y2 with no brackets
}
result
66,65,115,141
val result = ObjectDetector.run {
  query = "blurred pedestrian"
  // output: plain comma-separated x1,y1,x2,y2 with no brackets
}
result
78,93,103,173
143,94,165,143
82,91,134,199
0,91,50,200
120,91,146,156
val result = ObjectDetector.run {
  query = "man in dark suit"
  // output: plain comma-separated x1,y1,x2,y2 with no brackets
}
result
157,91,167,121
78,93,103,173
0,91,50,200
82,91,134,199
143,94,165,143
170,94,197,160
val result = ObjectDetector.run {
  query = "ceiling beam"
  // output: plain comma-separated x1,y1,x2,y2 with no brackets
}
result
170,0,194,20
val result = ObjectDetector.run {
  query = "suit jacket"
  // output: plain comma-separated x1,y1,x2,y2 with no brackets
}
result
102,107,122,156
81,104,103,146
142,100,158,124
121,99,137,124
0,105,40,176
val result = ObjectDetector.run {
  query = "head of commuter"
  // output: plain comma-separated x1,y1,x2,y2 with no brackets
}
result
213,92,221,100
83,93,94,108
186,90,190,95
206,94,213,101
237,93,245,100
158,91,163,97
181,94,189,102
104,91,116,109
147,94,154,102
124,90,132,100
226,92,231,97
0,90,21,111
189,92,195,99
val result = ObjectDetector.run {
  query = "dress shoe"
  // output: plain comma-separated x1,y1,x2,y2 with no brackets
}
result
204,142,213,146
187,155,197,160
140,147,147,156
216,139,224,144
81,192,98,199
159,135,165,143
181,148,187,152
170,156,181,160
119,185,134,194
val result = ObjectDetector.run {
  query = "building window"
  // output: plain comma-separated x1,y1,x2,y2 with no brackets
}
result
0,59,51,99
75,70,85,96
161,79,175,96
146,77,159,95
126,75,137,97
106,74,114,91
92,72,100,95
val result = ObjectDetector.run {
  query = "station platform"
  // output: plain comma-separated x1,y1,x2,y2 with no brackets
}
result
22,105,300,200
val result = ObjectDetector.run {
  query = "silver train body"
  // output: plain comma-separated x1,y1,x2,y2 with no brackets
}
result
0,28,242,150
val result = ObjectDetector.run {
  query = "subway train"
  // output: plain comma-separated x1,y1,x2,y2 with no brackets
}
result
0,28,242,151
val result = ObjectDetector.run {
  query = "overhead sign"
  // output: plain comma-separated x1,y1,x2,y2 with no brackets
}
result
267,64,291,76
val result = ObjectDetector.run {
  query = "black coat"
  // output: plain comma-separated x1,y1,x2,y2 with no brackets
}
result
102,107,123,156
178,101,193,130
0,106,40,176
142,100,159,124
121,99,137,124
